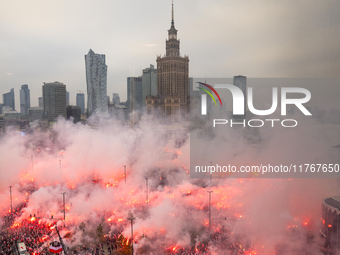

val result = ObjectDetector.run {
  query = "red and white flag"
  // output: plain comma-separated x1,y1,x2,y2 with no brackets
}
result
49,241,62,253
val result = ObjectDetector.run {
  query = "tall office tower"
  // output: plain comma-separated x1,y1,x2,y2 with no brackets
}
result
188,77,193,96
112,93,120,105
142,64,157,107
38,97,43,107
66,91,70,106
154,2,189,121
127,77,143,112
233,75,247,118
85,49,108,116
20,84,30,114
76,93,85,114
42,81,67,122
3,88,15,111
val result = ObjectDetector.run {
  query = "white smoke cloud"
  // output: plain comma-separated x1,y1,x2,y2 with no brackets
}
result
0,115,338,254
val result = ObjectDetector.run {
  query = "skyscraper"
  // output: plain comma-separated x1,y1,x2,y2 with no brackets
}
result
20,84,30,114
142,64,157,108
153,2,189,121
127,77,143,112
85,49,108,116
66,91,70,106
42,81,67,122
76,93,85,114
233,75,247,118
112,93,120,105
38,97,43,107
3,88,15,111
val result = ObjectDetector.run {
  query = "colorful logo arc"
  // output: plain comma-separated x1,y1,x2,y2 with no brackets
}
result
197,82,222,106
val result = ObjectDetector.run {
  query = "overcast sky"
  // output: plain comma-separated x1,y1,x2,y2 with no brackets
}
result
1,0,339,109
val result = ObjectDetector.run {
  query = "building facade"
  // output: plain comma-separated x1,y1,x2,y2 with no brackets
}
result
322,196,340,252
233,75,247,118
3,88,15,111
66,91,70,106
142,64,157,108
20,84,30,114
38,97,43,107
112,93,120,106
76,93,85,114
66,105,81,123
127,77,143,112
151,3,189,122
85,49,108,116
28,107,43,122
42,81,67,122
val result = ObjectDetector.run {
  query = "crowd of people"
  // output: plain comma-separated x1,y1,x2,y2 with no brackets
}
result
0,203,253,255
1,203,55,254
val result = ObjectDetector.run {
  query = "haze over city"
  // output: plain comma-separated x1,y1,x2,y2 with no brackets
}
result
1,0,339,110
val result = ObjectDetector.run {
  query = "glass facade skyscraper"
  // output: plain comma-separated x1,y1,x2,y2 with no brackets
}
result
85,49,108,117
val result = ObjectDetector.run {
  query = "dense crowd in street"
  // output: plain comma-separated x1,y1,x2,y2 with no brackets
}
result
0,203,252,255
1,203,53,254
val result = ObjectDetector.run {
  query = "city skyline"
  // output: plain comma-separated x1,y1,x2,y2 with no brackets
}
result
1,1,340,111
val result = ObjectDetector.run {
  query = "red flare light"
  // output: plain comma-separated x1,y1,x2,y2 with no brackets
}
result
11,223,20,228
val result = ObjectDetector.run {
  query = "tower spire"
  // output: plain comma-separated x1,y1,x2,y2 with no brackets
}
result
171,0,174,28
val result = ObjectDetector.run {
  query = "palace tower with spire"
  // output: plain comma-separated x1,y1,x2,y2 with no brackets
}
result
146,1,189,122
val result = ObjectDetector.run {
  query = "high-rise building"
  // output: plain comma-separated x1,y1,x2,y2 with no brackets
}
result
85,49,108,116
233,75,247,118
127,77,143,112
66,91,70,106
189,77,193,96
76,93,85,114
42,81,67,122
142,64,157,108
20,84,30,114
38,97,43,107
149,2,189,122
3,88,15,111
66,105,81,123
112,93,120,106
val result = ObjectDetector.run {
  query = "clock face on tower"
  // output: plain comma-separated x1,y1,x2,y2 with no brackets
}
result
170,34,176,39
